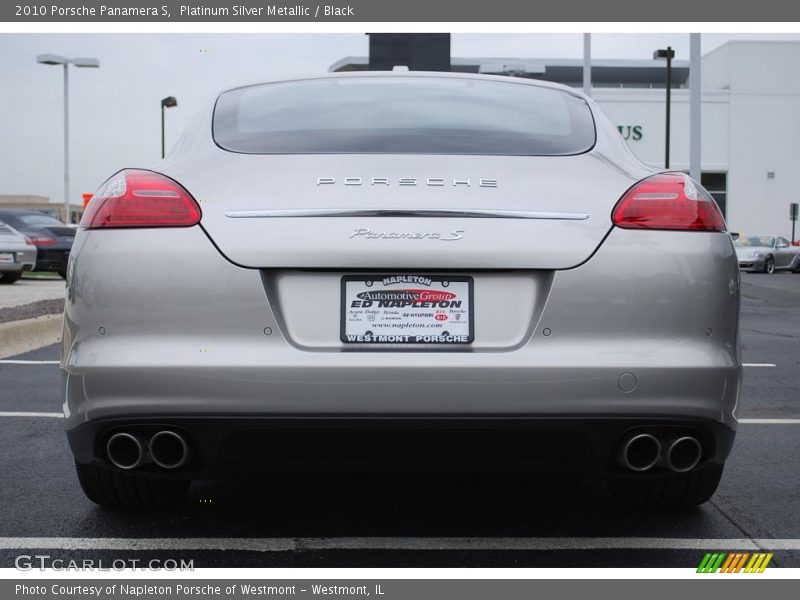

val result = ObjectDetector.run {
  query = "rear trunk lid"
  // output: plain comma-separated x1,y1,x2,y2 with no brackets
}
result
164,152,638,270
42,226,76,244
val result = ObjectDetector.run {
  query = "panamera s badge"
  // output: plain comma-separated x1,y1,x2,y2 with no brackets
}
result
350,228,465,241
318,177,497,187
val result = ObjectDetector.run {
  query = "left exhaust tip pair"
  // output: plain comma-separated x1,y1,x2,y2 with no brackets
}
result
106,430,190,471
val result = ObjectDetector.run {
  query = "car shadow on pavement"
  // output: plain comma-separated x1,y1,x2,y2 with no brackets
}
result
75,472,716,540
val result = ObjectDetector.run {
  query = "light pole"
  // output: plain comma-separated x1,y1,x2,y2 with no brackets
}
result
161,96,178,159
689,34,702,183
582,33,591,97
37,54,100,224
653,47,675,169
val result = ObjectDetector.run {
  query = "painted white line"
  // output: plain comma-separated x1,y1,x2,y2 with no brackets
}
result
0,537,798,552
0,412,62,418
2,413,800,424
0,361,778,368
0,360,59,365
739,418,800,425
0,360,779,368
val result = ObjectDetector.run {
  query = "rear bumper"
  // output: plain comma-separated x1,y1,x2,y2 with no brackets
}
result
0,247,35,271
63,358,741,428
67,415,736,477
62,226,742,473
34,247,69,271
738,259,764,272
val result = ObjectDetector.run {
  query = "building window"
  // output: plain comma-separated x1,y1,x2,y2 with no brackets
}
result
701,172,727,218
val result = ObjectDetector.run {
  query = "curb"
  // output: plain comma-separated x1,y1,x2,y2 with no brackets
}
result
0,314,63,359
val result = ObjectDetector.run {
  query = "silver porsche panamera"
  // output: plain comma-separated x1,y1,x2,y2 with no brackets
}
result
62,72,741,509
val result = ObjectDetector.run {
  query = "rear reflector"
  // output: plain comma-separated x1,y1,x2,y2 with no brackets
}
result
612,172,725,232
81,170,201,229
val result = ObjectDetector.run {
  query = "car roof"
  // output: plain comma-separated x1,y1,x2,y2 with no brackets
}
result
0,208,52,215
0,219,22,231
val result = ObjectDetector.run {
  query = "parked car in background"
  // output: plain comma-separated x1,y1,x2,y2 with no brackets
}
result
733,233,800,273
0,209,74,278
0,220,37,284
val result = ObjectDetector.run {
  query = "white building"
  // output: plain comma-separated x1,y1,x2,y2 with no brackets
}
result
331,41,800,238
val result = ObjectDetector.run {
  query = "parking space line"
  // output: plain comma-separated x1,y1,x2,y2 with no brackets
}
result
0,361,779,368
0,412,62,418
0,362,779,369
738,418,800,424
0,536,799,552
2,413,800,424
0,360,59,365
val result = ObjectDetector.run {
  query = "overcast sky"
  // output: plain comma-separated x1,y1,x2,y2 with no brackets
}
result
2,32,800,207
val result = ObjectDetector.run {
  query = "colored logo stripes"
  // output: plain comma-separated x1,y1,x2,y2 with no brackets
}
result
697,552,773,573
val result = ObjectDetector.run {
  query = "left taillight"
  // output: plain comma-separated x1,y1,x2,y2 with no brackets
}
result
26,235,56,246
81,169,201,229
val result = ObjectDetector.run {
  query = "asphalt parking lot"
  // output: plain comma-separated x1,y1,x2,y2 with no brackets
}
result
0,273,798,569
0,278,64,311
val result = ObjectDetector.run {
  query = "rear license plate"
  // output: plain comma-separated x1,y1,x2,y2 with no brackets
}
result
0,253,15,264
341,274,473,344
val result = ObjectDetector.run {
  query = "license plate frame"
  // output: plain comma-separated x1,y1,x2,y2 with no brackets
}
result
341,274,474,345
0,252,15,264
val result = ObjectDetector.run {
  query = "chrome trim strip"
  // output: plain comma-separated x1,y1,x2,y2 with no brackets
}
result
225,208,590,220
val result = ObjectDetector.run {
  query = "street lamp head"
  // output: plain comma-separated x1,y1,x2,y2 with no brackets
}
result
72,57,100,68
37,53,69,66
37,54,100,68
161,96,178,109
653,47,676,60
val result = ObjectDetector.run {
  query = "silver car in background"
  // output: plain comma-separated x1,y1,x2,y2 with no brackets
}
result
0,220,36,284
733,233,800,273
63,72,740,510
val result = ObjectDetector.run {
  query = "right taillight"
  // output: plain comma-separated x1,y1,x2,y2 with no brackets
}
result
612,172,726,232
81,169,201,230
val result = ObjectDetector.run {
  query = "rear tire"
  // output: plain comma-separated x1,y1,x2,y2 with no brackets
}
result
0,272,22,284
606,463,724,509
75,462,190,509
764,255,775,274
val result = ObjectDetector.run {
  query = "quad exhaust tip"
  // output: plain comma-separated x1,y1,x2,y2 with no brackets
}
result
617,433,661,472
106,432,144,470
149,430,190,470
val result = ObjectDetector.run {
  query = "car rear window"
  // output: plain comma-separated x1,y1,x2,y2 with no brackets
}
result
734,235,775,247
19,214,65,226
213,76,596,155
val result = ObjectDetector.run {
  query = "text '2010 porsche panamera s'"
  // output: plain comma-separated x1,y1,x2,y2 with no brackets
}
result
62,72,740,509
